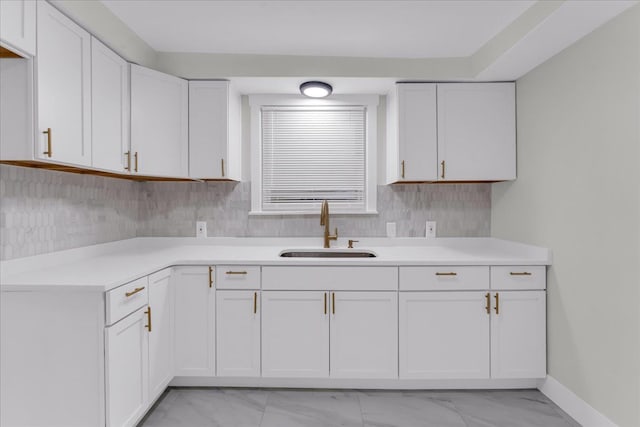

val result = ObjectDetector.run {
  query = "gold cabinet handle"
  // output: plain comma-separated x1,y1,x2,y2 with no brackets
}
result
485,293,491,315
332,292,335,315
42,128,52,157
221,158,225,177
324,293,327,315
435,272,457,276
510,272,532,276
401,160,405,179
226,271,247,275
208,266,213,288
253,292,257,314
440,160,445,179
124,151,131,171
145,306,152,332
494,293,500,315
125,286,145,297
134,152,138,172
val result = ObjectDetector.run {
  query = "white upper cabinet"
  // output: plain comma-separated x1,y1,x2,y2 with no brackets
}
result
189,81,242,180
386,83,438,183
36,0,92,166
0,0,36,57
131,64,188,177
437,83,516,181
387,82,516,183
91,38,130,173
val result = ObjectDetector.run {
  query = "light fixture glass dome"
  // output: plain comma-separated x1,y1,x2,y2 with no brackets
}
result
300,81,333,98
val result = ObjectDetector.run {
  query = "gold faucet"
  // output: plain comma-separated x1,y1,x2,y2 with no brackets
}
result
320,200,338,248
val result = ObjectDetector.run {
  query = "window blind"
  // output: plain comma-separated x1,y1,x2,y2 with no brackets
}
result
261,106,366,212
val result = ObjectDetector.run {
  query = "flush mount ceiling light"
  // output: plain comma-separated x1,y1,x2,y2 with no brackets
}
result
300,81,333,98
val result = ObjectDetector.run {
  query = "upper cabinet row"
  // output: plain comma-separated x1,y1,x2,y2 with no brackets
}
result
387,83,516,183
0,2,240,180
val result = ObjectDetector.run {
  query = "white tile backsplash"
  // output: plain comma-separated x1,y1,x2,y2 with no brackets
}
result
0,165,491,260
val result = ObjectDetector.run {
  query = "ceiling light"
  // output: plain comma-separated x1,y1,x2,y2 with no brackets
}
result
300,81,333,98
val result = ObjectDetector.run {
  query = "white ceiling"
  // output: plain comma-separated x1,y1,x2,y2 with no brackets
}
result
101,0,535,59
98,0,638,92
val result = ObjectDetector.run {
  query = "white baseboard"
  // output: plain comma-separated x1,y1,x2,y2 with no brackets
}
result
538,375,618,427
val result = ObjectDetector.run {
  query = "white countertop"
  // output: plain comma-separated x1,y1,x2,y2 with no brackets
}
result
0,237,551,292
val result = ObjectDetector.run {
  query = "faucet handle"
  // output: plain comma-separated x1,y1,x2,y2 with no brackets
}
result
348,239,359,249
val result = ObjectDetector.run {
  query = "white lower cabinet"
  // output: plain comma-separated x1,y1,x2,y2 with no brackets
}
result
148,269,174,401
173,266,216,376
105,307,149,427
330,292,398,378
262,291,329,378
399,292,490,379
216,290,261,376
490,291,546,379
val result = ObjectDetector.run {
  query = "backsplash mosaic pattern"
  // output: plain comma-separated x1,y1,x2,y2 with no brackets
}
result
139,181,491,239
0,165,139,260
0,165,491,260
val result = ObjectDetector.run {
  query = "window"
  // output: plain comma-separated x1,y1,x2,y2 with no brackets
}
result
250,95,378,214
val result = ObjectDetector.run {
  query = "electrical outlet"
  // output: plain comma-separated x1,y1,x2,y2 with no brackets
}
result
386,222,397,238
196,221,207,238
426,221,436,238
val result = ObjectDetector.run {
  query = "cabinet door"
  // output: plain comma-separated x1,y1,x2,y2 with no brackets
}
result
131,64,188,177
491,291,546,379
0,0,36,57
189,81,230,180
399,292,490,379
173,266,215,377
91,37,129,173
437,83,516,181
148,269,173,402
216,290,261,377
36,1,92,166
397,83,438,181
330,292,397,378
262,291,329,378
105,307,149,427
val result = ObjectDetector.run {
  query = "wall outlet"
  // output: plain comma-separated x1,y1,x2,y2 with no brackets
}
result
386,222,397,238
426,221,436,238
196,221,207,238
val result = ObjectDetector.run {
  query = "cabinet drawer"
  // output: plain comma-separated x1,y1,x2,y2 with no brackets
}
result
491,266,546,290
216,266,261,289
106,276,149,325
399,266,489,291
262,266,398,291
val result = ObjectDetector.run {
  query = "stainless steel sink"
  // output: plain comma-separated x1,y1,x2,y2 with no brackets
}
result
279,249,377,258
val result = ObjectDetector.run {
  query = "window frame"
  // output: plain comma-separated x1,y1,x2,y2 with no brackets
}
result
249,94,378,215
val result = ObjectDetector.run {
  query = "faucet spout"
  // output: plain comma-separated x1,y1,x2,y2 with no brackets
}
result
320,200,338,248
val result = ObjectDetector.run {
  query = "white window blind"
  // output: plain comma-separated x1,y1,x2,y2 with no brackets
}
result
261,106,367,212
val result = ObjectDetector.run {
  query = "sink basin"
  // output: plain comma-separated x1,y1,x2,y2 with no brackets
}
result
279,249,377,258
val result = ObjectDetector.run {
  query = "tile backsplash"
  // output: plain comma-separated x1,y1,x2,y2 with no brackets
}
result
0,165,491,260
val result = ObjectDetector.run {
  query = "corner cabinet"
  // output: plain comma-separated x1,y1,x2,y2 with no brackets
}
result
131,64,188,177
0,0,36,57
387,82,516,183
189,81,242,180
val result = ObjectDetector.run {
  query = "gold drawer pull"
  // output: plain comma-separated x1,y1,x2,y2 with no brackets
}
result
226,271,247,275
208,266,214,288
221,158,225,177
401,160,405,179
124,151,131,171
494,293,500,315
324,293,327,314
440,160,445,179
253,292,257,314
145,306,152,332
435,272,457,276
485,293,491,315
332,292,335,315
43,128,52,157
510,272,532,276
125,286,145,297
134,151,139,172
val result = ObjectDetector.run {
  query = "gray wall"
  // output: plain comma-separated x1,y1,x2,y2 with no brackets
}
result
492,6,640,427
0,164,491,260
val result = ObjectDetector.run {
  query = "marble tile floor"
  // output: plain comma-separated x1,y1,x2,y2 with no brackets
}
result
138,388,581,427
